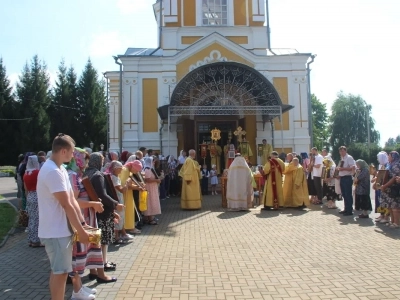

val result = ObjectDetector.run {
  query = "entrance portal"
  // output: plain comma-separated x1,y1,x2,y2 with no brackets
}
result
196,120,238,171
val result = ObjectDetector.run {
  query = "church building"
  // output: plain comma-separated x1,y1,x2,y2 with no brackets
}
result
105,0,313,169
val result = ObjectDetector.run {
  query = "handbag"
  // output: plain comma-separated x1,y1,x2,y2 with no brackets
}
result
18,209,29,227
139,190,148,211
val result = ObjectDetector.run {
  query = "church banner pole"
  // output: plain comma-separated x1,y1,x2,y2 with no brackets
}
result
168,106,171,156
280,106,283,153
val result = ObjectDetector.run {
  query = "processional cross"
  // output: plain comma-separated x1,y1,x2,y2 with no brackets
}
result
234,126,246,143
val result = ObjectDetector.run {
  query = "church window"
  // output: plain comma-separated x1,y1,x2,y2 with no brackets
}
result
202,0,228,26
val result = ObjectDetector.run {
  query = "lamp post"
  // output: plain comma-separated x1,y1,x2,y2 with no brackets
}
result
90,141,94,150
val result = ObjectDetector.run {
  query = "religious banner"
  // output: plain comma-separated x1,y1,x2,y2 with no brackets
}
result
200,144,208,159
209,144,216,156
258,144,263,157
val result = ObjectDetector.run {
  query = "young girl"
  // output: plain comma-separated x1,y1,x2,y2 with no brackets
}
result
109,161,133,243
201,164,210,195
210,165,218,195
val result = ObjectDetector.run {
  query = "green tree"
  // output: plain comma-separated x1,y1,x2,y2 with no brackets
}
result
77,59,107,149
311,94,329,150
385,137,396,148
329,92,380,160
0,58,21,165
50,60,80,139
15,55,52,152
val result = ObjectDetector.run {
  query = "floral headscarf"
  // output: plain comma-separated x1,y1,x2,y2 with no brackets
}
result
66,147,88,176
388,151,400,173
84,152,103,179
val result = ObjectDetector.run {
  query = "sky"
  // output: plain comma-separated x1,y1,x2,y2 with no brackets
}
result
1,0,399,146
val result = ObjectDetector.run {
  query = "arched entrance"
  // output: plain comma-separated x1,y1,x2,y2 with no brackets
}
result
158,61,293,167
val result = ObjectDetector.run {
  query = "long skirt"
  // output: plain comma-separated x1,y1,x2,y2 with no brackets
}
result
26,191,40,243
98,214,115,245
356,194,372,211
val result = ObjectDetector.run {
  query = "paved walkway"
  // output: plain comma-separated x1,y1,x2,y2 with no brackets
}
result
1,177,400,299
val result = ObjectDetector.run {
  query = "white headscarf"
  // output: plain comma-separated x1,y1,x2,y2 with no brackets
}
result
144,156,153,169
126,155,137,163
26,155,40,175
377,151,388,167
168,155,175,163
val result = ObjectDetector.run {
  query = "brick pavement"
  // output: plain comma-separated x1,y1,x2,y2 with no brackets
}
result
2,177,400,299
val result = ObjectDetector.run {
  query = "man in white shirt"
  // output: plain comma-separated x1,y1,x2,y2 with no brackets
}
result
311,147,324,202
336,146,356,216
37,133,90,300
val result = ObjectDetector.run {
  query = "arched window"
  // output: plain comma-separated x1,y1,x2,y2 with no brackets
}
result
202,0,228,26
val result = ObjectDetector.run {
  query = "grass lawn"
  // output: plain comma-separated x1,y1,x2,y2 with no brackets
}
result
0,202,17,243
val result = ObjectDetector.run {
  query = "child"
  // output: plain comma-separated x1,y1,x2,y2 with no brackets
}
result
109,161,133,243
201,164,210,195
210,164,218,195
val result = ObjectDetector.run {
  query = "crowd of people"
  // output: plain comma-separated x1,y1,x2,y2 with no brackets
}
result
15,135,211,300
225,145,400,227
14,132,400,300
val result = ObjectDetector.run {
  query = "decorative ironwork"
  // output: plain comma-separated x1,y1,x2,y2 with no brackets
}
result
170,62,282,112
169,105,282,116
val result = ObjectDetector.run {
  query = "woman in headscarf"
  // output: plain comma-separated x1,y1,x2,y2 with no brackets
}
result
16,154,24,199
354,159,372,218
167,155,178,196
19,151,35,210
84,153,124,273
66,148,116,287
120,151,130,164
107,160,134,243
143,156,161,225
373,151,389,221
321,155,338,209
380,151,400,227
120,160,143,234
23,155,41,247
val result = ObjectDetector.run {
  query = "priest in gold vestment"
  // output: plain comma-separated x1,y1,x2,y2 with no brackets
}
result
261,139,273,166
179,149,202,210
283,156,297,207
291,158,310,207
262,151,285,210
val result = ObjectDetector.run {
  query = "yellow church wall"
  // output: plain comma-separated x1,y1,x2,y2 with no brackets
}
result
183,0,196,26
234,0,247,26
248,0,264,26
273,77,289,131
181,36,201,44
165,0,181,27
142,79,158,132
226,36,248,44
245,115,257,166
176,43,253,80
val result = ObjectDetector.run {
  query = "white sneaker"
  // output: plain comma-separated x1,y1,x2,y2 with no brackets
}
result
380,218,390,224
215,192,218,195
82,285,97,295
71,287,96,300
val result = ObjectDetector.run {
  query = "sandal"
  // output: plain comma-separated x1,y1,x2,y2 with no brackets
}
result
113,239,129,244
104,262,116,271
390,223,399,229
31,242,44,248
149,220,158,225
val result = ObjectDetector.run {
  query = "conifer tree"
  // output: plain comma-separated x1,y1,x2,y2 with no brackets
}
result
0,58,20,165
50,60,80,139
77,59,107,149
16,55,52,152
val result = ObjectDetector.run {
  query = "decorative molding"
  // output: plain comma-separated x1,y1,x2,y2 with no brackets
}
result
189,50,228,71
124,78,138,85
162,77,177,84
293,77,306,83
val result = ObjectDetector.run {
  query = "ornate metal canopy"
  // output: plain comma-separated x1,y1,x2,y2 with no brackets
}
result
165,61,291,118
